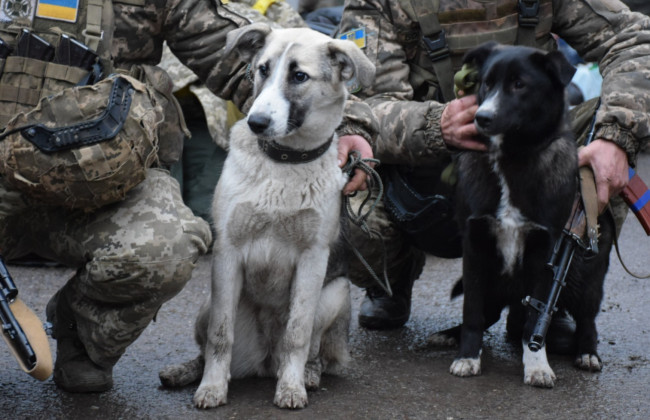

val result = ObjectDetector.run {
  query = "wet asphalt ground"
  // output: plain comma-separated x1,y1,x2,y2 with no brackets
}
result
1,152,649,420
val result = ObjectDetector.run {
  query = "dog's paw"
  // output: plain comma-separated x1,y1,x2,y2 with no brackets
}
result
524,366,556,388
427,333,458,348
574,353,602,372
450,358,481,377
159,356,204,387
274,382,308,409
193,384,228,409
304,360,322,390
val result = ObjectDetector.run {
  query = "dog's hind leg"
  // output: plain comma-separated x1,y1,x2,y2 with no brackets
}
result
159,355,205,387
193,251,244,409
305,276,352,389
159,300,210,387
274,247,330,409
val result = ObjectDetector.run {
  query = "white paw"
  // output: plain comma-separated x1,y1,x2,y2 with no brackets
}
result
193,384,228,409
274,382,308,409
450,357,481,377
524,366,556,388
574,353,602,372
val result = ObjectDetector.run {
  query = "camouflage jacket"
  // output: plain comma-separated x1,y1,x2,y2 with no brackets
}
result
339,0,650,168
112,0,256,113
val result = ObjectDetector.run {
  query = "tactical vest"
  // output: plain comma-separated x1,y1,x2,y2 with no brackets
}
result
0,0,115,123
399,0,555,103
0,0,174,210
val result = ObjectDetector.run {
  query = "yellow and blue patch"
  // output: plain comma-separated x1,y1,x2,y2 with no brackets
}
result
338,27,366,49
36,0,78,23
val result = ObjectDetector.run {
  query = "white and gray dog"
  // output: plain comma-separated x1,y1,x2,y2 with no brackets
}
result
159,23,375,409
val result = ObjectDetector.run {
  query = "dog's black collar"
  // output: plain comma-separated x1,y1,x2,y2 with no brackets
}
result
257,136,333,164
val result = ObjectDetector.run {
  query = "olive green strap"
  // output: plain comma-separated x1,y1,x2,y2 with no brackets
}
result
84,0,105,52
516,0,540,47
410,0,455,102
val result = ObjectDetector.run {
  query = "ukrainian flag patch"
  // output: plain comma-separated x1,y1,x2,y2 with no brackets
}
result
338,27,366,49
36,0,78,23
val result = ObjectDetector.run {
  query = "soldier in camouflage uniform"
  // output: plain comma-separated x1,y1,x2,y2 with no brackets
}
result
337,0,650,332
0,0,374,393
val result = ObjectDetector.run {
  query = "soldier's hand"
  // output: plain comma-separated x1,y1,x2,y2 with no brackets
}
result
441,95,486,151
338,134,374,195
578,139,629,213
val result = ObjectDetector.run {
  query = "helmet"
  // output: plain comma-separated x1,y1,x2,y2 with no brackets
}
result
0,74,163,211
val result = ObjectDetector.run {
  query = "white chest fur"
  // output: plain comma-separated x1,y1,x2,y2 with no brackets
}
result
490,136,530,275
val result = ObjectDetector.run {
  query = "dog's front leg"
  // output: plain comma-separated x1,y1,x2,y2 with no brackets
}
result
451,218,496,377
194,250,243,408
274,247,329,409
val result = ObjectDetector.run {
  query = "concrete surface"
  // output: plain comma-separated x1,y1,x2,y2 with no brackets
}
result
1,153,649,420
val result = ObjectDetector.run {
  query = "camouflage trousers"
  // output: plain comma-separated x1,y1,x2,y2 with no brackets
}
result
346,98,628,290
0,168,212,368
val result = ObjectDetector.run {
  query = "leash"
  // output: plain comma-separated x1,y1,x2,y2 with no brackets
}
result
609,205,650,279
341,151,394,296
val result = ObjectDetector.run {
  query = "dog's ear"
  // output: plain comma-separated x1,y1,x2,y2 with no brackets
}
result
327,39,376,88
543,50,577,87
462,41,499,69
224,23,272,62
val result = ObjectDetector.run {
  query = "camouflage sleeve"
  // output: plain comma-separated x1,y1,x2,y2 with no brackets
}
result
112,0,256,112
553,0,650,166
161,0,258,112
339,0,449,166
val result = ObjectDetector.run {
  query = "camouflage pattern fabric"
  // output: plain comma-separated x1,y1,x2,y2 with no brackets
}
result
339,0,650,166
339,0,650,288
0,0,269,370
0,169,212,367
0,75,161,211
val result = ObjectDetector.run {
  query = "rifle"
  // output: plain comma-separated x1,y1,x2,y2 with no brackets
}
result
0,255,52,380
524,106,650,352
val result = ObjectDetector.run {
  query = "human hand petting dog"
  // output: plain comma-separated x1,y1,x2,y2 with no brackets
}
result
579,139,629,213
441,95,487,151
338,134,375,195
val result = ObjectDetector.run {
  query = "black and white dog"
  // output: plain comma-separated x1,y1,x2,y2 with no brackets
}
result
450,42,613,387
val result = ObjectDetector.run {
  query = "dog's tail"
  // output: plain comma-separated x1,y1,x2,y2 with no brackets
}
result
158,355,204,388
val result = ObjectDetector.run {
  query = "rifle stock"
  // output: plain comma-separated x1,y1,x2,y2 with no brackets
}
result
0,255,37,370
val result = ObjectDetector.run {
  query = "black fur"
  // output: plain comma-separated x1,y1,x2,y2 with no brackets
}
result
453,42,613,372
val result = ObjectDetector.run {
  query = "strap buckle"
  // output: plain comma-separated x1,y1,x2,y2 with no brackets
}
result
422,30,450,62
518,0,540,27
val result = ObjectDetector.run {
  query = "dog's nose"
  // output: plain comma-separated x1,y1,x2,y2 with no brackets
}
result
248,113,271,134
474,110,493,130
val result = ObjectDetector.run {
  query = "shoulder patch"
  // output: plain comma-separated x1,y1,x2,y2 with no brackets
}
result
338,27,366,49
0,0,37,23
35,0,78,23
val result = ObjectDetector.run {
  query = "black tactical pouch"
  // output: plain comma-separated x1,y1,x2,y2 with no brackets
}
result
383,164,462,258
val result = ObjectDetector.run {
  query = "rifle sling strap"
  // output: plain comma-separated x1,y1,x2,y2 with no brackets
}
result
579,164,600,252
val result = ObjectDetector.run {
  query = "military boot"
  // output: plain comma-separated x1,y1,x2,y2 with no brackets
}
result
46,290,114,393
358,250,425,330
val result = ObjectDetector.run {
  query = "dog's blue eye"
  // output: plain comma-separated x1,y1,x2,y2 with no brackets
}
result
259,65,269,78
293,72,309,83
514,80,525,89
